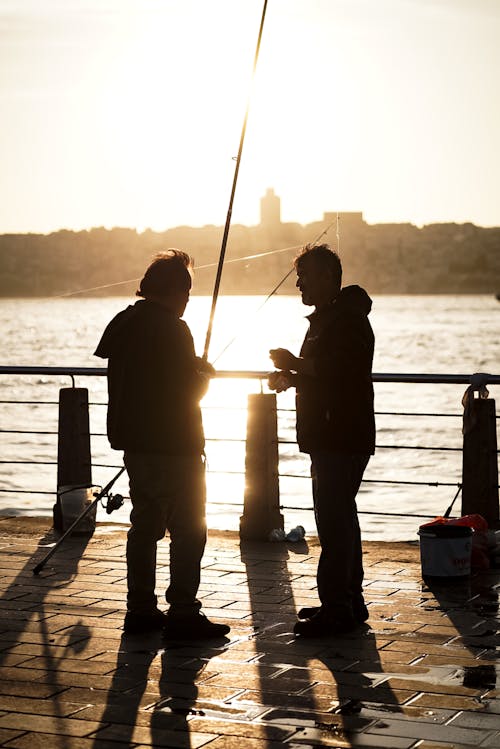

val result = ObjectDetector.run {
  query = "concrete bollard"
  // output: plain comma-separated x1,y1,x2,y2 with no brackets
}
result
240,393,284,541
461,397,499,527
57,387,92,490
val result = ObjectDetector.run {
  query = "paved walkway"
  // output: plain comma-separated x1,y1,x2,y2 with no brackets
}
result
0,517,499,749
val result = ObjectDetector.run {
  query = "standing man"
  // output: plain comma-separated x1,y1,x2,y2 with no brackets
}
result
269,244,375,637
95,250,230,639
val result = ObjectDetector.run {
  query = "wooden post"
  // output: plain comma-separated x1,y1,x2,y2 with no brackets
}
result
240,393,284,540
57,387,92,489
462,397,499,527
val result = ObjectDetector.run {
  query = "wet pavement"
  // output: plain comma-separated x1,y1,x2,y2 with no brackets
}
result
0,516,499,748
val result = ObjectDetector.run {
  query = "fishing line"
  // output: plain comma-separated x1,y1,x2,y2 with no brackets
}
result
54,242,303,298
53,216,336,300
211,216,340,364
58,277,142,298
202,0,269,361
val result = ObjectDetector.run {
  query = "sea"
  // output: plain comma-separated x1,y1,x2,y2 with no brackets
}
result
1,294,499,542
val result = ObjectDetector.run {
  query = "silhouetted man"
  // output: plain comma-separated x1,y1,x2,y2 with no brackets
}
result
95,250,230,639
269,244,375,637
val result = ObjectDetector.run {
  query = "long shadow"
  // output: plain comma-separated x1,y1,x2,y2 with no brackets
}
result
238,537,303,744
88,631,227,747
0,518,92,721
239,536,403,745
421,565,500,694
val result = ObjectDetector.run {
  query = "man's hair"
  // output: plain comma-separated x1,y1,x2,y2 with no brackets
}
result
137,249,193,298
294,243,342,288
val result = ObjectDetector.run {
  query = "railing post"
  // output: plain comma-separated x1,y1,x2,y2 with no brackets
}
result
240,392,284,540
57,387,92,489
462,395,499,527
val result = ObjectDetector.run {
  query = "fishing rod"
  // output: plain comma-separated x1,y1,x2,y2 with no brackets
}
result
202,0,269,361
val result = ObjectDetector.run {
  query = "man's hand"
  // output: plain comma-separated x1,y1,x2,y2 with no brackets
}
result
195,357,216,377
268,370,291,393
269,348,298,371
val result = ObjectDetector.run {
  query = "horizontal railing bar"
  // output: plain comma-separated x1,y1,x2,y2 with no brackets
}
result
374,411,461,417
0,430,58,436
0,400,466,419
91,435,246,442
278,440,462,451
279,473,461,487
89,464,247,476
278,408,462,417
0,400,58,405
0,489,55,494
0,461,57,465
1,365,500,385
279,505,448,520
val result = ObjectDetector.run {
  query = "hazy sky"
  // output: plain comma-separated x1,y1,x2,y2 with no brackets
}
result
1,0,499,234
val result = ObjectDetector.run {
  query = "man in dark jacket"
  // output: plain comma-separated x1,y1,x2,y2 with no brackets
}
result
269,244,375,637
95,250,230,639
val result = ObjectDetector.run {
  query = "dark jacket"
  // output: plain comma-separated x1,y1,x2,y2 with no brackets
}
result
94,299,206,454
294,285,375,455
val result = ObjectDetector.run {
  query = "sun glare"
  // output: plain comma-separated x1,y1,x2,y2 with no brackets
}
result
83,4,267,230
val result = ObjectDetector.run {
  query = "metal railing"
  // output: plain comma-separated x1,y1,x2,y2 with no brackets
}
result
0,366,499,529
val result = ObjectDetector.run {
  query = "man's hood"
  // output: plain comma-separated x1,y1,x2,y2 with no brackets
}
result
335,284,372,316
94,304,137,359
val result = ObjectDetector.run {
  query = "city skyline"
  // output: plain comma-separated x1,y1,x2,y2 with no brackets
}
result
1,1,499,234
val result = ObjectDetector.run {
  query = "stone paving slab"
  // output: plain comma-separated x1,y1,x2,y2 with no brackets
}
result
0,516,499,749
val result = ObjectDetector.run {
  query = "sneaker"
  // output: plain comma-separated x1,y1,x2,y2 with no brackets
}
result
163,612,230,640
293,608,357,638
298,600,369,624
124,609,168,634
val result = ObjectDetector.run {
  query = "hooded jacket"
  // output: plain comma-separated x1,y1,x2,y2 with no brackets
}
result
294,285,375,454
94,299,206,454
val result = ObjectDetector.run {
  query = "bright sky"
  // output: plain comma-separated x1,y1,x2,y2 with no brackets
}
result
1,0,499,234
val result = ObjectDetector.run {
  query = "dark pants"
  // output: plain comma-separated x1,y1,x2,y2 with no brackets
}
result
124,452,207,618
310,451,370,616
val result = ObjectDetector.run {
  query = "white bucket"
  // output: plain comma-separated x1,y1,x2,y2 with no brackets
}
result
57,485,97,534
418,524,472,579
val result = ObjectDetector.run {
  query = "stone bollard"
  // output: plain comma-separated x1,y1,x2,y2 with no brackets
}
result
54,388,92,530
240,392,284,541
461,386,499,527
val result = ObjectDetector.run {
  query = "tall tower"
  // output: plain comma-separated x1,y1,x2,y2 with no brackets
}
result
260,188,281,228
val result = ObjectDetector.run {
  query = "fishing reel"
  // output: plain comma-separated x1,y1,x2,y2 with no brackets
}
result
105,492,124,514
97,489,125,515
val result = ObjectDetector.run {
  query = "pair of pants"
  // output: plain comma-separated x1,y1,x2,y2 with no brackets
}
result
309,451,370,615
124,452,207,617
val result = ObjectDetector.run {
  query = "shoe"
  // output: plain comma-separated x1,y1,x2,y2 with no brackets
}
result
297,605,321,620
298,600,369,623
124,609,168,634
163,612,230,640
293,608,357,638
354,600,369,623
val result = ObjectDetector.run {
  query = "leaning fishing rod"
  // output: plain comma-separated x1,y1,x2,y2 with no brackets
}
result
203,0,269,361
33,466,126,575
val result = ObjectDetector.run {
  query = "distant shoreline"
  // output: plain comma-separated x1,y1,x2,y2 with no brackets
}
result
1,218,499,295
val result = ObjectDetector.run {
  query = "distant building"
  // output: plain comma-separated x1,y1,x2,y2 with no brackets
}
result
260,188,281,228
